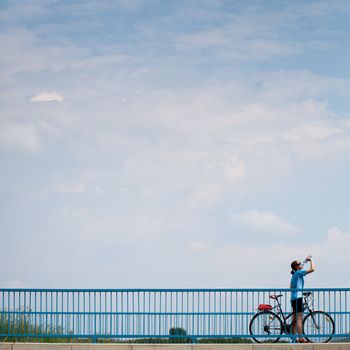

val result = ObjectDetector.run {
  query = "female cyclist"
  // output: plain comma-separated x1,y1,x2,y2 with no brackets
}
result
290,256,315,343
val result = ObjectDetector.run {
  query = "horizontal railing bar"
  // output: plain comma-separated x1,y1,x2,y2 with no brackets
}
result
0,311,257,316
1,333,348,338
1,287,350,292
2,310,350,316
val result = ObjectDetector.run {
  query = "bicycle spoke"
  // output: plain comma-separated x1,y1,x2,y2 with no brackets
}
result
249,312,282,343
303,311,335,343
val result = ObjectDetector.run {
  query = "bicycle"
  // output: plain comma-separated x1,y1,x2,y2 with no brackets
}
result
249,292,335,343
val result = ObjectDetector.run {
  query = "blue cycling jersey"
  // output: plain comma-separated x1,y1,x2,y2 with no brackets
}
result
290,269,307,301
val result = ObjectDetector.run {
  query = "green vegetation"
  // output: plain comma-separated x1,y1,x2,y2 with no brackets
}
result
168,327,191,343
0,310,68,343
0,312,252,344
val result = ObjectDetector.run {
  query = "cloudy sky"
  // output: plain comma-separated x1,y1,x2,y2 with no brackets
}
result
1,0,350,289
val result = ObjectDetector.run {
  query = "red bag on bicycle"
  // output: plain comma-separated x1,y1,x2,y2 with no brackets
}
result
258,304,272,311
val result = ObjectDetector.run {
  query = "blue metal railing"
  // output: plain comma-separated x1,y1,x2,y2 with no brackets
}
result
1,288,349,343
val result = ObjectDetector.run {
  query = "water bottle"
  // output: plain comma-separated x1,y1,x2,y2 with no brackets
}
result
301,255,312,267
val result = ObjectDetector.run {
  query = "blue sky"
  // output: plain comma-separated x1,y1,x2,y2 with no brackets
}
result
1,0,350,289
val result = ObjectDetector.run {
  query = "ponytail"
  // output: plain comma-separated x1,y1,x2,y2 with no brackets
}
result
290,260,299,275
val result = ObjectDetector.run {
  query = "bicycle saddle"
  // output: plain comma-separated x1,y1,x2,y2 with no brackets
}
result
269,294,283,300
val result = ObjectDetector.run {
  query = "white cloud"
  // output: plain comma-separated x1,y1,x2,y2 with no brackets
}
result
209,227,350,288
279,121,350,158
80,214,168,249
222,156,246,182
174,6,308,63
188,240,211,252
282,123,341,142
54,183,86,194
30,91,63,102
115,0,151,12
131,227,348,288
4,280,25,288
179,28,230,48
229,210,301,235
187,184,223,210
0,123,41,153
0,28,90,76
308,227,350,265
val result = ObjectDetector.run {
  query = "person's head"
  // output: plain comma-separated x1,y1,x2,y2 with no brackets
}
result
291,260,302,275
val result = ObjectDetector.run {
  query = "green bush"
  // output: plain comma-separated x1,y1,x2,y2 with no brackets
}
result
168,327,191,343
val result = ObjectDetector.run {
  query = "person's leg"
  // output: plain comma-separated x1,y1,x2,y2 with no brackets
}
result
292,313,297,334
296,311,310,343
291,299,298,342
296,312,303,339
291,312,297,342
295,298,307,342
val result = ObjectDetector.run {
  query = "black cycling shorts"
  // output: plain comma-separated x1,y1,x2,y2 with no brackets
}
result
291,297,304,313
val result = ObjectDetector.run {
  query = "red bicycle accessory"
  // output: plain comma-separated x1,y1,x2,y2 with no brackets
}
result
258,304,272,311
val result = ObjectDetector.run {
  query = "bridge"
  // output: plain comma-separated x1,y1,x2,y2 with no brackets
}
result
1,288,349,345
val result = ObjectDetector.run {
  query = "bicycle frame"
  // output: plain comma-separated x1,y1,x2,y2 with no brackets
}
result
269,292,314,334
271,297,287,320
271,293,313,320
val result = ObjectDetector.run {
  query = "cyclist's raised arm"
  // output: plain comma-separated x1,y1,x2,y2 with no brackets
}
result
305,257,315,274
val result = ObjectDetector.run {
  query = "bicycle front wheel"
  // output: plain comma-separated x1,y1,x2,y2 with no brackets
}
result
303,311,335,343
249,311,283,343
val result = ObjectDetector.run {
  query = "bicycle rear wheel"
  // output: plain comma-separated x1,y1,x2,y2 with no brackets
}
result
249,311,283,343
303,311,335,343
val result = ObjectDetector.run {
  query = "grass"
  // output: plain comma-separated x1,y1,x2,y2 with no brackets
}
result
0,309,70,343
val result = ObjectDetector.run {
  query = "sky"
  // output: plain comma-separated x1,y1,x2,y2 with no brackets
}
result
1,0,350,289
